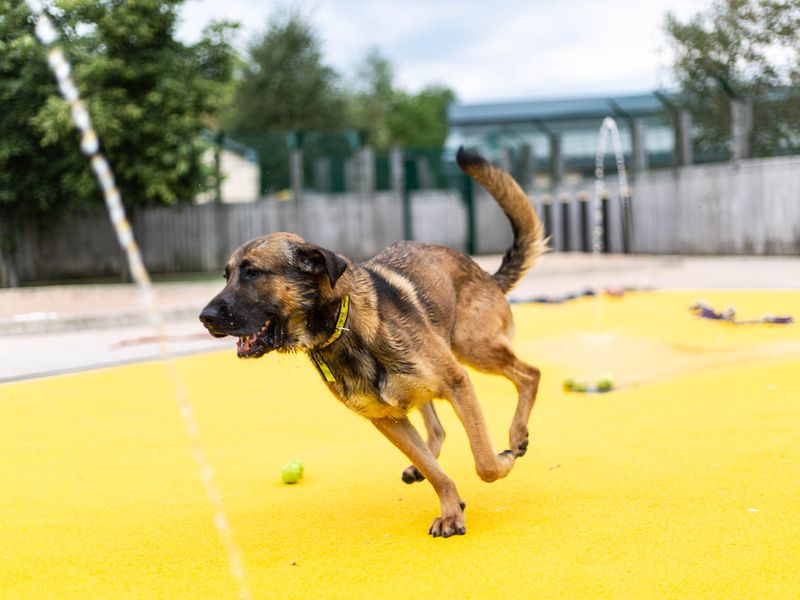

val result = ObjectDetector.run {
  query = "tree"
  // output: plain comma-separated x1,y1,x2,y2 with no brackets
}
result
345,50,456,150
346,49,395,148
387,84,455,148
0,1,83,219
0,0,238,218
227,10,345,132
664,0,800,156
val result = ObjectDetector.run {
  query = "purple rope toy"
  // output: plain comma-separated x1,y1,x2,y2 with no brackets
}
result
511,287,649,305
689,301,794,325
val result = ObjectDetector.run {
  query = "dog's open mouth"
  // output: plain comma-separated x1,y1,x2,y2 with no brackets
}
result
236,318,283,358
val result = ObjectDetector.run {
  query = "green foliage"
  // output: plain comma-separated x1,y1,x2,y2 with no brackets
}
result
387,85,455,148
0,0,238,220
227,15,456,152
225,16,456,192
193,20,243,130
0,1,77,218
665,0,800,156
347,49,456,150
346,49,395,148
226,9,346,131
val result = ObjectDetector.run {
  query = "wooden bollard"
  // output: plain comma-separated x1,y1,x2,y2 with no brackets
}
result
577,191,590,252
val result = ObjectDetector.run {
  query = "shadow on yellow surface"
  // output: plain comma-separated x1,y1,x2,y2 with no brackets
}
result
1,291,799,598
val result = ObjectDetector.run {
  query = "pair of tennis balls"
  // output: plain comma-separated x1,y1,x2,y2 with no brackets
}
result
563,375,615,393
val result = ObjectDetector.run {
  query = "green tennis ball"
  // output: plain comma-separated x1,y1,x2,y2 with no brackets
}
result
562,377,575,391
597,376,615,392
281,459,304,484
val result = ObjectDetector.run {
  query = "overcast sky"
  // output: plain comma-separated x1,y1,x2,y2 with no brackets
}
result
177,0,703,103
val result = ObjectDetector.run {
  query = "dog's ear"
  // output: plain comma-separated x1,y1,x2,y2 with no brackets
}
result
295,243,347,288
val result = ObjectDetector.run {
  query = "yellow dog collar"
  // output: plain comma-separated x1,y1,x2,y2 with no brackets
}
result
319,294,350,349
310,295,350,382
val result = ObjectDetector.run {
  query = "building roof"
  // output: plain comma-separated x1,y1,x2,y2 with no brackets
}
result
448,92,668,127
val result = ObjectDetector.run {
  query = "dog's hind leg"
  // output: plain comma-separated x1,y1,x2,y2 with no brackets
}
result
486,347,540,457
503,355,540,457
450,287,541,459
372,416,465,538
401,402,445,484
456,341,540,458
441,365,516,482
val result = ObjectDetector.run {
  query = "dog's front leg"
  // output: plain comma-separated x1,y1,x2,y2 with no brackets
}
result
401,402,445,484
371,416,465,538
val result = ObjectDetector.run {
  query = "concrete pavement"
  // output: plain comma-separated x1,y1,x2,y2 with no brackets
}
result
2,253,799,381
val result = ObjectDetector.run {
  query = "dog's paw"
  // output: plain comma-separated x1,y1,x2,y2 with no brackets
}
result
509,427,530,458
512,438,529,457
401,465,425,484
429,501,466,538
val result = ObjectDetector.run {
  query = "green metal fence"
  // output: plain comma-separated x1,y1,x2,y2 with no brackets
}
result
223,130,453,196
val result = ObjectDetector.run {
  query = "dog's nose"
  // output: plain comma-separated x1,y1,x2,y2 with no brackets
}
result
199,302,221,327
200,300,227,329
199,302,231,338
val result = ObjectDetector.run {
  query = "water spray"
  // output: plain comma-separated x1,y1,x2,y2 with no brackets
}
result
593,117,631,254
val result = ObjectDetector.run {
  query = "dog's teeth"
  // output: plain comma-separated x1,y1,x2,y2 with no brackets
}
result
237,335,255,352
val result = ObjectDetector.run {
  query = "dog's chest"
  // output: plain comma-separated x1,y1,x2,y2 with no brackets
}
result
309,351,435,419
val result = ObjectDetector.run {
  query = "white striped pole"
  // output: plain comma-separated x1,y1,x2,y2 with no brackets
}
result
25,4,252,598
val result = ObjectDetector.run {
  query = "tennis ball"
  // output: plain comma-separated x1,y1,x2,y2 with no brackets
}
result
281,459,304,484
562,377,575,391
597,376,615,392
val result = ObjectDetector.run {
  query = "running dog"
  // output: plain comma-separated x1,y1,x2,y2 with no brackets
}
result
199,147,547,538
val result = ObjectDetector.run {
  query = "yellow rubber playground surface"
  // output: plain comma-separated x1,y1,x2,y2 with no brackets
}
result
1,290,799,599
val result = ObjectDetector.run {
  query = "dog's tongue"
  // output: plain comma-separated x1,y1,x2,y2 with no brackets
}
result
237,334,257,354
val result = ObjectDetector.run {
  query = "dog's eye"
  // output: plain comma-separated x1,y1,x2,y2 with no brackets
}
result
244,266,263,279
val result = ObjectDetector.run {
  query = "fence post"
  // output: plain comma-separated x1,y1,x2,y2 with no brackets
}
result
356,145,375,199
286,131,304,234
215,201,231,267
541,195,553,249
631,118,648,175
391,148,412,241
675,110,693,166
517,143,534,191
601,191,611,253
621,189,634,254
0,215,20,287
287,131,304,203
549,135,564,184
500,147,512,172
461,171,477,255
578,192,590,252
731,98,753,160
559,194,571,252
213,131,224,203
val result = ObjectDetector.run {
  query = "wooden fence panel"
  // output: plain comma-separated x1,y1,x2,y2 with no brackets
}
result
8,155,800,283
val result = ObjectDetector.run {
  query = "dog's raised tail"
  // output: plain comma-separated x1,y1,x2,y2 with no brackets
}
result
456,146,547,294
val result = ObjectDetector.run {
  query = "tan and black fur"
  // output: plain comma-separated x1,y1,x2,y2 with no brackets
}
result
200,147,547,538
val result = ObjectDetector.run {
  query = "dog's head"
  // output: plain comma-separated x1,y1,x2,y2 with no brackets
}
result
199,232,347,358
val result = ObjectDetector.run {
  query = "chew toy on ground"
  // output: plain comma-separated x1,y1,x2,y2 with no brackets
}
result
518,288,596,305
511,286,650,305
281,459,304,484
689,301,794,325
563,375,615,393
